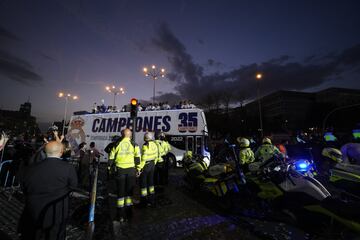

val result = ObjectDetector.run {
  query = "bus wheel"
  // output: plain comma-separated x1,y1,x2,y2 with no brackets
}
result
167,153,177,168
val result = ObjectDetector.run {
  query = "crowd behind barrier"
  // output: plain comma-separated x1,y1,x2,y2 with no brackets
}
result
91,100,197,114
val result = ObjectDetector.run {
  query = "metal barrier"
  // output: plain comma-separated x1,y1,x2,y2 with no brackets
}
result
0,160,20,191
86,161,99,240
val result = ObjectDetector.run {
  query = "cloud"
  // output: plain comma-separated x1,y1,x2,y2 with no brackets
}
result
207,58,223,67
152,22,360,104
0,50,42,85
154,92,182,105
0,26,20,42
39,52,57,62
198,39,204,45
0,26,42,85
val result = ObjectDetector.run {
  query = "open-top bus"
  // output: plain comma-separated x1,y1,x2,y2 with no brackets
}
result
66,108,209,166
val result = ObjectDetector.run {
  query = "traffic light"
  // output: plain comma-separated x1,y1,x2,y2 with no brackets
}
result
130,98,138,118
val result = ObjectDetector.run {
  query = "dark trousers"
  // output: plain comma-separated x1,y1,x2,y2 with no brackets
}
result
163,155,169,185
115,167,136,219
154,161,165,186
140,161,155,201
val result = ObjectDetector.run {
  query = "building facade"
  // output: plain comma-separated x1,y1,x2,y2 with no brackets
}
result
244,87,360,131
0,101,39,137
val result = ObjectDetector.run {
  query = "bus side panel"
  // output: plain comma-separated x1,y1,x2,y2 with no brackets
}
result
67,109,208,162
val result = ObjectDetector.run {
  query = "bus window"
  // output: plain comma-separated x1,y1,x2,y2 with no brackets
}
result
195,136,202,155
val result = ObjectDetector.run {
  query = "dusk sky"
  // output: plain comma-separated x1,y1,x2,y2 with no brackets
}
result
1,0,360,124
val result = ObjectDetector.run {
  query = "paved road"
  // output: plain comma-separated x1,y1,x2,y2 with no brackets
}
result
109,169,261,240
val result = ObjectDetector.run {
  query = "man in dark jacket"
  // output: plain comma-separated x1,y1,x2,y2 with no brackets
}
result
19,141,78,240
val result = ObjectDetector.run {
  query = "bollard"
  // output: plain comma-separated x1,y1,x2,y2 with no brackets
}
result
86,163,98,240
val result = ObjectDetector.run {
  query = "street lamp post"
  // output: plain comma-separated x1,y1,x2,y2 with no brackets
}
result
256,73,263,138
58,92,78,136
105,85,125,108
143,65,165,104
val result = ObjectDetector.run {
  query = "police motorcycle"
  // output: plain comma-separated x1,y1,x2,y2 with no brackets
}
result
245,151,360,234
288,146,360,201
312,147,360,202
183,138,247,198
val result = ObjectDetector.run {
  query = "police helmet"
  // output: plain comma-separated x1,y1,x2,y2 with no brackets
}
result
322,147,343,163
144,132,154,141
159,132,166,140
262,137,272,144
237,137,250,147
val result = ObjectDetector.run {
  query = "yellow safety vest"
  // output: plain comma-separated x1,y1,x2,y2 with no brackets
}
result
239,148,255,165
155,140,166,163
110,137,141,169
163,140,171,154
139,141,158,170
255,144,280,162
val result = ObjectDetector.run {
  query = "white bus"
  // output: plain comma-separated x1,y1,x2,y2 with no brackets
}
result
66,108,209,166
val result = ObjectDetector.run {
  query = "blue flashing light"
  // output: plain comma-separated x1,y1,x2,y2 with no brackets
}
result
294,159,310,172
298,162,308,169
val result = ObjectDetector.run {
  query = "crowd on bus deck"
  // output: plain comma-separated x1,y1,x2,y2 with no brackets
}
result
91,100,196,113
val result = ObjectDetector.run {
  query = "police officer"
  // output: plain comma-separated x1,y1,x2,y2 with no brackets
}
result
139,132,158,206
237,137,255,171
109,128,140,223
154,131,166,189
254,137,281,163
160,132,171,184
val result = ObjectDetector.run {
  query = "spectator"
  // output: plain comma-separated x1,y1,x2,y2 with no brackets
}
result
181,100,189,109
188,100,196,109
106,106,112,113
145,103,154,111
78,142,89,188
176,101,182,109
92,103,97,113
19,141,77,240
61,140,72,161
89,142,102,165
112,106,118,113
121,105,127,112
162,101,171,110
154,103,161,111
137,103,143,112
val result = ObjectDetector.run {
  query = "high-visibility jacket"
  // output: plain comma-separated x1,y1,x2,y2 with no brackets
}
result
109,137,141,169
162,140,171,154
139,141,158,170
239,148,255,165
155,140,166,164
254,144,280,162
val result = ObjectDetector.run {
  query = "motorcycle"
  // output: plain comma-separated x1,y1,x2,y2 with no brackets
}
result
245,154,360,235
288,146,360,201
183,153,243,198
